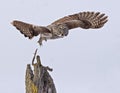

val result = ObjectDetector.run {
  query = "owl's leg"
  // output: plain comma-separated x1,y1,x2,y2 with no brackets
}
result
38,37,43,46
44,38,47,41
38,35,47,46
38,34,43,46
38,39,42,46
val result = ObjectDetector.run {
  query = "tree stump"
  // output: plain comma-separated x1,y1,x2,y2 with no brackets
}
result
25,49,56,93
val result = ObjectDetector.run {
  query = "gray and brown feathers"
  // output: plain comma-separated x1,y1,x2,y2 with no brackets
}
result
11,11,108,45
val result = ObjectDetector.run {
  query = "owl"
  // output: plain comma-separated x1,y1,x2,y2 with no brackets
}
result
11,11,108,45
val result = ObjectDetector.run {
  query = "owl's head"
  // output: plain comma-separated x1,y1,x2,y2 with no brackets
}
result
52,24,69,36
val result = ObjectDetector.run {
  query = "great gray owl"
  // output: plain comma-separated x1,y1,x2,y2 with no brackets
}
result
11,11,108,45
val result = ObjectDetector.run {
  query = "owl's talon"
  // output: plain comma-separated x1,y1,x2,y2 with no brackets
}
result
38,41,43,46
45,38,47,42
38,40,43,46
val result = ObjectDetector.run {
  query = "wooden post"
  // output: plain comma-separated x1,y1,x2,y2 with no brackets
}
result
25,49,56,93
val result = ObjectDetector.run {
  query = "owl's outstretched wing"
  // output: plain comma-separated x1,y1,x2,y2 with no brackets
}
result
11,20,51,39
51,12,108,30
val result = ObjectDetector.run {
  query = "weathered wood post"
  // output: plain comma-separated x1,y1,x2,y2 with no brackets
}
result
25,49,56,93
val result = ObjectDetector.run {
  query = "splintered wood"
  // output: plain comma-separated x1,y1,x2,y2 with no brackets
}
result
25,49,56,93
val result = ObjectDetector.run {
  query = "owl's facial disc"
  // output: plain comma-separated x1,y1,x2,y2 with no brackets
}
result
57,24,69,36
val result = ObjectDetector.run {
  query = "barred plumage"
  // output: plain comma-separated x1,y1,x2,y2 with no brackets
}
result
11,11,108,46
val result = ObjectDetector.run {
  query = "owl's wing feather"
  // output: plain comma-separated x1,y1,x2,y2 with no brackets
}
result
77,12,108,29
51,12,108,29
11,20,51,39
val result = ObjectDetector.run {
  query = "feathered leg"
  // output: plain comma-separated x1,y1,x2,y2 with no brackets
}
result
38,34,47,46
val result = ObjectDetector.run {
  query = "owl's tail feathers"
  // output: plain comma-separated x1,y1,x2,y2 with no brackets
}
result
11,20,50,39
78,12,108,29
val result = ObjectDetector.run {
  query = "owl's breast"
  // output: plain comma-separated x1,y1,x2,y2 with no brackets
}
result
41,33,64,40
41,33,53,39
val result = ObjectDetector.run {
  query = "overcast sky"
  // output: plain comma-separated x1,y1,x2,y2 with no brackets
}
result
0,0,120,93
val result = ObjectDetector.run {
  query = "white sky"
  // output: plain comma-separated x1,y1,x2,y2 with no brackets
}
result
0,0,120,93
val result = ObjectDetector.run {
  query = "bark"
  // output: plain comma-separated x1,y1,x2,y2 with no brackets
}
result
25,49,56,93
